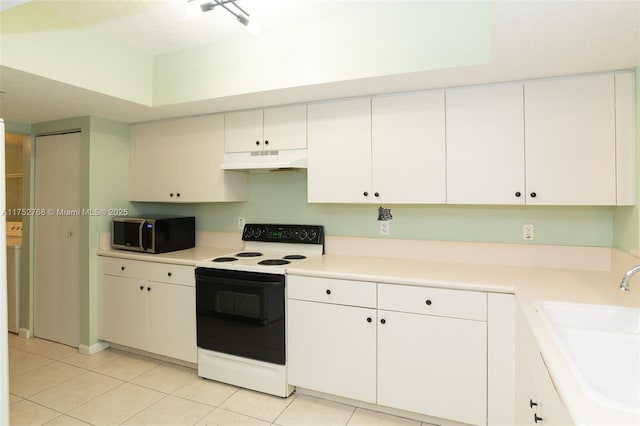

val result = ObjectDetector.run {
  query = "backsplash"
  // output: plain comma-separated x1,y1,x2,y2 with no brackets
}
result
134,170,614,247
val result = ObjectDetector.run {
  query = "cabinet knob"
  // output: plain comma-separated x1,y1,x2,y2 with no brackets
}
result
139,285,144,290
168,272,172,277
529,399,538,408
147,287,151,291
515,192,521,197
256,140,260,146
169,193,174,197
264,140,269,145
530,192,537,198
534,414,543,423
374,192,380,197
326,289,331,295
366,317,372,323
176,193,180,198
425,299,432,306
363,192,369,197
380,318,386,324
121,266,125,271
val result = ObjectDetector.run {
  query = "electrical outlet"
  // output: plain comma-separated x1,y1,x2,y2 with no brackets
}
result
238,217,246,230
380,221,390,236
523,224,535,241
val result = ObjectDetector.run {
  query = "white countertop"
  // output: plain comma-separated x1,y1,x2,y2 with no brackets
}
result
97,246,234,266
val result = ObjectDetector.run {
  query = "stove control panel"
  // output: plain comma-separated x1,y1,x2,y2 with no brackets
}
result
242,224,324,244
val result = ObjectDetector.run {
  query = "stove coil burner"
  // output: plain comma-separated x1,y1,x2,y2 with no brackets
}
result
236,252,263,258
258,259,291,266
211,257,238,263
283,255,306,260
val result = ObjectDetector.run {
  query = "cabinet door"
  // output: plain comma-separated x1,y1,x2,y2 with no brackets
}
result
263,104,307,151
98,275,147,349
225,109,264,153
287,299,377,403
307,98,372,203
446,83,525,204
146,281,197,363
515,305,573,426
377,309,487,426
175,114,227,202
372,91,446,204
524,74,616,205
131,120,177,201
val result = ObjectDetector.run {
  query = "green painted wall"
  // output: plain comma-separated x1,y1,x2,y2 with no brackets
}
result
0,3,154,105
137,171,614,247
153,2,491,105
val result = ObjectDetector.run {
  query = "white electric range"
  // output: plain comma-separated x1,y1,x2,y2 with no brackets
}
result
194,224,324,397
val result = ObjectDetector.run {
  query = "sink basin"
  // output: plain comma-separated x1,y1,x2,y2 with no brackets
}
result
536,301,640,414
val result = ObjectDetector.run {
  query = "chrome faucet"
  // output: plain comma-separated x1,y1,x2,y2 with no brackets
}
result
620,265,640,291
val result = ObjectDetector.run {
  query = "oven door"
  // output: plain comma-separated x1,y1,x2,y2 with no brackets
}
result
195,267,286,365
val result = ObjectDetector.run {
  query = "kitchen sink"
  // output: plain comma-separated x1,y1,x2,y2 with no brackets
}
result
536,301,640,414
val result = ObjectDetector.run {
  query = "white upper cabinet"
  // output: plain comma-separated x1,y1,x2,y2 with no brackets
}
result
524,73,617,205
130,115,248,203
307,97,372,203
446,83,525,205
224,104,307,153
372,91,446,204
130,120,176,202
308,92,446,204
446,72,634,206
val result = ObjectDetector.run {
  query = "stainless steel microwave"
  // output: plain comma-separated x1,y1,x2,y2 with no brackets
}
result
112,215,195,254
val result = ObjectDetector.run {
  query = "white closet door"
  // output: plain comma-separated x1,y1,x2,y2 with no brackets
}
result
34,132,80,347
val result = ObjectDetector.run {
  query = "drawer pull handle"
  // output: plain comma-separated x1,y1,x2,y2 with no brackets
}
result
326,289,331,295
425,299,432,306
529,399,538,408
366,317,372,323
534,414,543,423
380,318,386,324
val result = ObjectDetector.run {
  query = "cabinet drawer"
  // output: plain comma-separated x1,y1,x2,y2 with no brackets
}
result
378,284,487,321
100,256,148,280
288,276,376,308
147,263,195,286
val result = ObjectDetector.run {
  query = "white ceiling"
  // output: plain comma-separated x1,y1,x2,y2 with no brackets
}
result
1,0,639,125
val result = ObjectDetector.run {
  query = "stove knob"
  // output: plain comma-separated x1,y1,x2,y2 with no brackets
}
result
308,231,317,241
300,230,308,240
282,230,292,239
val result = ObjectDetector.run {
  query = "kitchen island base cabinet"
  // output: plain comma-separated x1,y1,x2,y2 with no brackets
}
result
98,257,197,363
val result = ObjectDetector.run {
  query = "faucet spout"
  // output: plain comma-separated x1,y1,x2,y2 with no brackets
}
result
620,264,640,291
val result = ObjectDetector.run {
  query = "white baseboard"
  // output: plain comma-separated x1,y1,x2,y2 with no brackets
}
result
79,341,110,355
18,328,30,339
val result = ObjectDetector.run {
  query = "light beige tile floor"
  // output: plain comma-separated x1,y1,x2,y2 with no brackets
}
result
8,333,433,426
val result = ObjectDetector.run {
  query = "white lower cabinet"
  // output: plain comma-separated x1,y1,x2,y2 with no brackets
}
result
287,276,496,425
515,305,573,426
377,309,487,425
98,257,197,363
287,300,376,402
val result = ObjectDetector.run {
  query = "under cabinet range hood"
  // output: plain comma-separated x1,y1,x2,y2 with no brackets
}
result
221,149,308,172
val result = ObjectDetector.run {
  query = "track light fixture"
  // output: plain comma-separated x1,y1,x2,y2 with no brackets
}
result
187,0,260,33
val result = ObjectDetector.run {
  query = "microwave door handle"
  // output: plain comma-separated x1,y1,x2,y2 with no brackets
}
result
140,220,148,251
